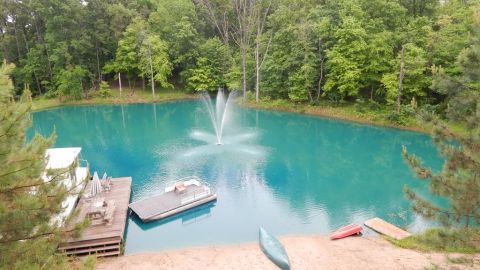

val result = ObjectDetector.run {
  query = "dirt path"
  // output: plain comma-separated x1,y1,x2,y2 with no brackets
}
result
97,236,479,270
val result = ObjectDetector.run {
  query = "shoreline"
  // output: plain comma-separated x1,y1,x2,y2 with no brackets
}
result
96,235,479,270
32,93,430,134
241,101,429,134
31,90,197,112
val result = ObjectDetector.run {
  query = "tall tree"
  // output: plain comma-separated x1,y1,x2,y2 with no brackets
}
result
138,32,172,99
231,0,257,100
324,15,368,99
0,60,85,269
254,0,272,102
149,0,200,78
428,0,474,76
402,22,480,228
381,43,430,107
186,37,230,91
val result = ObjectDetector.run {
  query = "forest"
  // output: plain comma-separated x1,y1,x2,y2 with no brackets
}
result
1,1,480,268
0,0,479,114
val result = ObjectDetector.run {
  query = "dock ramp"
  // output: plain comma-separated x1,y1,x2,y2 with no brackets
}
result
364,217,411,240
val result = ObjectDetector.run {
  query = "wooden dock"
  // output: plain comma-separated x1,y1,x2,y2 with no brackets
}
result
129,182,216,222
364,217,412,240
59,177,132,257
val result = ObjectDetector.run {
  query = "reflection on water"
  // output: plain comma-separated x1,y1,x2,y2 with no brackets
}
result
30,101,443,254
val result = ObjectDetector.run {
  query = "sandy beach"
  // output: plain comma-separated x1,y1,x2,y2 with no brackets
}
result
96,235,479,270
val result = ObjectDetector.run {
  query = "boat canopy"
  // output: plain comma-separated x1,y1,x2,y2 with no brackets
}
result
44,147,88,225
45,147,82,169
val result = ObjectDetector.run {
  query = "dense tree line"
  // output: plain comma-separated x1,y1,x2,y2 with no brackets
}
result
1,0,479,111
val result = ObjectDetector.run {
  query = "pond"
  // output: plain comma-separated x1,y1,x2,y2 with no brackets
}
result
30,100,443,254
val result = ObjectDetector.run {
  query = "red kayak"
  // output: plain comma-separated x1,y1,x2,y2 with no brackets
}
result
330,224,363,240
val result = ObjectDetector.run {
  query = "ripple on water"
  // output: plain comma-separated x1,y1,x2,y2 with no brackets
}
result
29,101,443,253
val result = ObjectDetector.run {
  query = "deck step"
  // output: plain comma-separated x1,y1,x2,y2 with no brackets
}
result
66,249,121,257
364,217,411,240
59,237,121,250
95,250,121,257
63,244,121,256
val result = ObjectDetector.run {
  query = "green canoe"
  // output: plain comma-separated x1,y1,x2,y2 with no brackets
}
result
259,227,291,270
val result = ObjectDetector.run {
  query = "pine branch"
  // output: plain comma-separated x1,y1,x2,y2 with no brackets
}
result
0,227,76,244
0,168,69,193
0,104,30,139
0,165,32,179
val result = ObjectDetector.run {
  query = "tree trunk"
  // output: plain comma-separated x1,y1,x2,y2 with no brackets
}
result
32,13,52,82
13,19,22,62
465,208,470,229
21,26,42,94
142,77,145,91
397,45,405,114
148,43,155,100
315,39,324,104
95,39,102,84
118,72,122,98
255,24,260,103
241,44,247,100
0,13,9,61
81,79,85,99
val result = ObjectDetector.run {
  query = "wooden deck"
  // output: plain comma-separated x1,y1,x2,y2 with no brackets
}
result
130,184,216,222
59,177,132,257
364,217,412,240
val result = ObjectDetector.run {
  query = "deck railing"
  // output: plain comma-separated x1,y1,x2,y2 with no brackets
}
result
180,187,213,205
162,176,202,191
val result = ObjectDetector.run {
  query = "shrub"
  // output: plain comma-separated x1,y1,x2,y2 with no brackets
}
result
96,81,112,98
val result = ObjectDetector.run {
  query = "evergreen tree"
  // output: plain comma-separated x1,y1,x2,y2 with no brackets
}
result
0,60,85,269
402,27,480,228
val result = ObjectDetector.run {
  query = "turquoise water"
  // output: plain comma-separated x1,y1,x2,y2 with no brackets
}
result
30,101,443,254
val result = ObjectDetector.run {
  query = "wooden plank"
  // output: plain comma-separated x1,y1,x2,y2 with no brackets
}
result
59,237,120,250
94,250,121,257
364,217,411,240
64,244,121,255
60,177,132,256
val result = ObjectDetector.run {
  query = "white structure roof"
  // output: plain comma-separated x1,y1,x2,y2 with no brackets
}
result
45,147,81,169
44,147,89,226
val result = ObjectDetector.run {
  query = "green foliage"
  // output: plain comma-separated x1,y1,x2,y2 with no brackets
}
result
186,38,230,92
261,2,323,101
139,34,172,89
96,81,112,98
393,228,480,253
324,14,368,98
149,0,199,75
381,43,430,104
186,57,216,91
1,0,480,117
429,0,474,75
402,26,480,228
55,66,87,100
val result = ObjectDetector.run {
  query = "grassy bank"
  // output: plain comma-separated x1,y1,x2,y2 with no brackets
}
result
32,89,456,135
390,228,480,254
31,87,196,111
241,98,428,133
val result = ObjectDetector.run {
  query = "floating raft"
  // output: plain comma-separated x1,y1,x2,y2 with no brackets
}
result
364,217,411,240
129,177,217,222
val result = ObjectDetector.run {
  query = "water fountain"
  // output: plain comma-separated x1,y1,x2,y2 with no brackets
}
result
201,90,236,145
175,89,266,160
